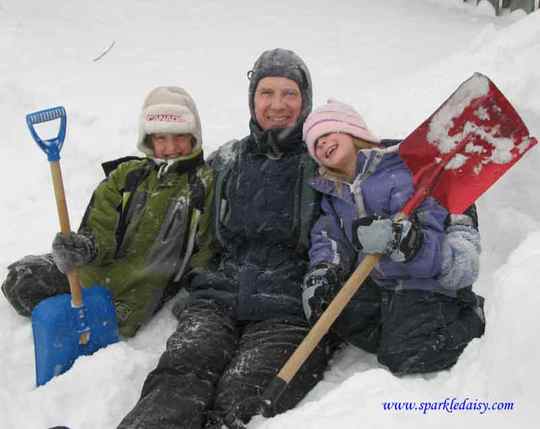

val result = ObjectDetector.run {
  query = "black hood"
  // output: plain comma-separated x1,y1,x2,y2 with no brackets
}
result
247,48,312,155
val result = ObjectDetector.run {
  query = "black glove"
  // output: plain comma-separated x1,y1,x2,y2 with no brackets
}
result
353,215,423,262
302,263,342,324
52,232,96,274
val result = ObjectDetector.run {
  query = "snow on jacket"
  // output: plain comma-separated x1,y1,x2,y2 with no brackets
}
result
78,154,214,337
189,128,321,321
309,145,457,295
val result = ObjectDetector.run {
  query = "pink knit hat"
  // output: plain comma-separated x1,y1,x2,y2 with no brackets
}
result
303,99,380,161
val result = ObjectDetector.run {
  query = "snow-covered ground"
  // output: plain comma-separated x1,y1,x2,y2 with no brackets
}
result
1,1,539,428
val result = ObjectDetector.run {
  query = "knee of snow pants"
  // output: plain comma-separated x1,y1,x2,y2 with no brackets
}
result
377,287,485,375
213,318,332,425
117,300,239,429
331,277,382,353
1,253,69,317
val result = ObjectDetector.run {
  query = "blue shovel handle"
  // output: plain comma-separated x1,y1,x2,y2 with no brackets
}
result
26,106,67,161
26,106,90,344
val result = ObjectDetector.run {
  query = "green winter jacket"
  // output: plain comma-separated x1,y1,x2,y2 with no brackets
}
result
78,153,214,337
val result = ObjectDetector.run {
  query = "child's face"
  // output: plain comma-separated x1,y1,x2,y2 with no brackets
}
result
315,133,358,175
151,133,193,159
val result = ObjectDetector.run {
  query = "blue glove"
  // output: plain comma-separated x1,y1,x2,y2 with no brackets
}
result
302,263,342,324
353,215,423,262
52,232,96,273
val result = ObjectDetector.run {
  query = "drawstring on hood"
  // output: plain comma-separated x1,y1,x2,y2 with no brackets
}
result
151,151,205,179
155,158,179,179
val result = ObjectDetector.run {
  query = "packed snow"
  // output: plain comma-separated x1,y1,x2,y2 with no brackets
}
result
427,71,537,172
1,1,539,428
427,73,490,154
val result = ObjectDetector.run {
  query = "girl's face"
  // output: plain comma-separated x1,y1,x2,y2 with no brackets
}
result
315,133,358,176
151,133,193,159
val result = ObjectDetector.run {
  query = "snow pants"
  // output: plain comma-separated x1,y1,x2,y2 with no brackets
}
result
117,299,331,429
1,253,180,326
332,280,485,374
1,254,70,317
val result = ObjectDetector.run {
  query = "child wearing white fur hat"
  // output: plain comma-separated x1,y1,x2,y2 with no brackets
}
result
2,86,215,338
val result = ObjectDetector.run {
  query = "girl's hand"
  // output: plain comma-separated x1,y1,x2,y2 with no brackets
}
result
301,263,342,324
353,216,423,262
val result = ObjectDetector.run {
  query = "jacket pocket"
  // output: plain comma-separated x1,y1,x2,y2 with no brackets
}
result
115,190,148,258
144,195,191,280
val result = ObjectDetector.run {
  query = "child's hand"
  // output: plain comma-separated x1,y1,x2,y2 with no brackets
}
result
52,231,96,273
353,216,423,262
302,263,342,324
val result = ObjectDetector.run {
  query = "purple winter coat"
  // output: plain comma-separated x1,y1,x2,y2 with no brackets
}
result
309,146,451,295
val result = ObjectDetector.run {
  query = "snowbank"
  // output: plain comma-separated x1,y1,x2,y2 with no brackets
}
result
1,1,538,428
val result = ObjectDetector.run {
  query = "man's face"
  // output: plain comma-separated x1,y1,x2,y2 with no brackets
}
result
254,77,302,130
151,133,193,159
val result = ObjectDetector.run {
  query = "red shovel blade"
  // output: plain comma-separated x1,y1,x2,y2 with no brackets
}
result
399,73,537,214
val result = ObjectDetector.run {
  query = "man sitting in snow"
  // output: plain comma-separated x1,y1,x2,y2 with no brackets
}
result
117,47,333,429
1,86,214,338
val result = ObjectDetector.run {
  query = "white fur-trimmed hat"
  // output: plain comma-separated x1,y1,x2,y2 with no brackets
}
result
137,86,202,159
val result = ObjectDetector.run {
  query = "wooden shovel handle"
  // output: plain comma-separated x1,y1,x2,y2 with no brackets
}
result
49,161,83,308
277,253,382,382
275,212,411,385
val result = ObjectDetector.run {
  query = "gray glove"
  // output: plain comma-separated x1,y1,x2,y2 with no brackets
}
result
52,232,96,273
438,206,481,290
353,215,423,262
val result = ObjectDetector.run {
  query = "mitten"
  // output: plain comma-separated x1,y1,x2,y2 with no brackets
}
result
302,262,342,324
439,205,481,290
444,204,479,231
52,232,96,273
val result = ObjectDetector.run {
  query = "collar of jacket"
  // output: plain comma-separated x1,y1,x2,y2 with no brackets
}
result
310,174,354,203
152,151,204,176
247,118,306,157
309,145,401,199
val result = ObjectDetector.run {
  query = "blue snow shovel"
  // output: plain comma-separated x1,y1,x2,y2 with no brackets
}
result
27,106,119,386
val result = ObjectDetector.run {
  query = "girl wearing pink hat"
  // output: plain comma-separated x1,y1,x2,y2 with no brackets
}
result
302,99,485,374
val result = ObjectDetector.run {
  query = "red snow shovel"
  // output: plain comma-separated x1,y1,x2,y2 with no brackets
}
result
26,106,119,386
233,73,537,423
